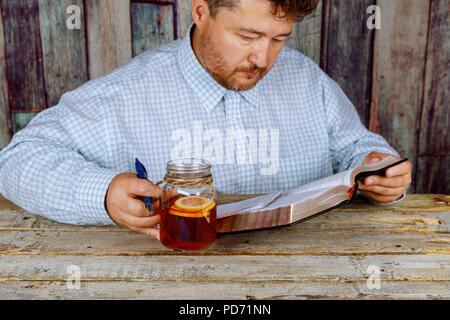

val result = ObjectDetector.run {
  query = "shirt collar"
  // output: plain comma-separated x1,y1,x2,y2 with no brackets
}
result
178,23,259,112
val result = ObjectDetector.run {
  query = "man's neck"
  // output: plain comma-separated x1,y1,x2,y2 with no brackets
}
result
191,24,208,72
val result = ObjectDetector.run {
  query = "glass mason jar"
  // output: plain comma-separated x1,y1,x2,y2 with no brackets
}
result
158,159,216,250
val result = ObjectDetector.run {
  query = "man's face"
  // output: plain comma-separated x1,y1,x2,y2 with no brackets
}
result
193,0,295,91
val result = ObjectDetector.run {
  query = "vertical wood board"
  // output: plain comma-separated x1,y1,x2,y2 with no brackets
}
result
0,6,10,148
286,0,323,66
38,0,88,107
131,2,174,57
322,0,376,127
371,0,431,192
0,0,46,111
86,0,132,79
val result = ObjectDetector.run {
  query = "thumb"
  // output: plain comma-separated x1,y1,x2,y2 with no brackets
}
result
369,157,382,164
363,154,382,165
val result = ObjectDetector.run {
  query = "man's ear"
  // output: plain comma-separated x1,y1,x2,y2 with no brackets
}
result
192,0,210,27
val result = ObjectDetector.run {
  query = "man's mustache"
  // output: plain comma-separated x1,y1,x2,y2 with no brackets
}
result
236,65,267,73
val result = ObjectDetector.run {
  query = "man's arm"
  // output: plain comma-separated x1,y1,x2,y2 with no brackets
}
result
0,89,120,225
321,72,411,204
321,72,400,171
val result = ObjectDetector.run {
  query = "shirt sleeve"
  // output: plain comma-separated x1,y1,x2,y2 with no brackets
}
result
0,85,122,225
321,72,401,172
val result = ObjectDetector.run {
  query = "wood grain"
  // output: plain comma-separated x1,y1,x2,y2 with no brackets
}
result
322,0,375,127
10,112,39,134
286,0,322,65
416,0,450,194
1,254,448,282
131,2,175,57
0,0,46,112
416,155,450,195
0,194,448,299
85,0,132,79
0,194,448,257
0,7,11,149
38,0,88,107
2,280,450,300
176,0,193,38
371,0,430,193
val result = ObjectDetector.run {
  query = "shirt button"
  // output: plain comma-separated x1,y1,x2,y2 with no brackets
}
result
232,115,238,121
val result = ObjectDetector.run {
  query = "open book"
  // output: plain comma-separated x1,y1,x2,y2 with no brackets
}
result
217,156,408,234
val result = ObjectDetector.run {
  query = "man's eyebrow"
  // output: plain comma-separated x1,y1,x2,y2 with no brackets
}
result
237,27,292,38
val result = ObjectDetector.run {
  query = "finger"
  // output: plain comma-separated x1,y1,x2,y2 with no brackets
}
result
126,225,160,240
369,157,381,164
361,174,411,188
357,183,405,196
117,211,161,229
165,188,179,199
127,176,161,198
359,190,401,204
385,161,412,178
120,197,152,217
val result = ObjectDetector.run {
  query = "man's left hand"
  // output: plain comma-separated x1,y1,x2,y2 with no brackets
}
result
358,151,412,204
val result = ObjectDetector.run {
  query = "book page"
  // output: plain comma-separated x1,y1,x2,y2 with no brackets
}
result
285,169,352,196
263,187,331,210
217,192,280,217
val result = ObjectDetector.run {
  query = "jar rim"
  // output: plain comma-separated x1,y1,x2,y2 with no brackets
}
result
166,158,212,172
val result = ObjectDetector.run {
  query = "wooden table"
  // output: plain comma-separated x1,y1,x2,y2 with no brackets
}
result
0,194,449,300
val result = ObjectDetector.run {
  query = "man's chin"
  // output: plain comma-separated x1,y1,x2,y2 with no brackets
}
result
224,77,261,91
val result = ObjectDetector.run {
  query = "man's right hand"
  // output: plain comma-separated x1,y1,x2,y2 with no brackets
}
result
105,172,162,240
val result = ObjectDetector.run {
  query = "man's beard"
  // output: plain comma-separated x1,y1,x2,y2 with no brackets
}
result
199,29,268,91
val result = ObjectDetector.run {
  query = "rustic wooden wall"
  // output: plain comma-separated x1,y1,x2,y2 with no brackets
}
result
0,0,448,194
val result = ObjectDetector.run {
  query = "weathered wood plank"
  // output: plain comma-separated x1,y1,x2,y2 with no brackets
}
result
0,0,46,111
1,220,448,256
176,0,193,38
10,112,39,134
286,0,322,65
321,0,376,127
38,0,88,107
0,7,11,149
0,254,447,299
370,0,430,193
416,155,450,195
418,0,450,157
416,0,450,194
1,194,449,230
0,280,354,300
131,2,175,57
1,279,449,300
0,255,362,281
85,0,132,79
1,254,448,282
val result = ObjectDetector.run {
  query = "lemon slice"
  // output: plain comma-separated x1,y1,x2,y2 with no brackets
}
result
174,196,215,212
168,208,212,218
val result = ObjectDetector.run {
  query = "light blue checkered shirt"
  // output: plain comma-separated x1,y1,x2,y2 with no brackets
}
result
0,24,400,225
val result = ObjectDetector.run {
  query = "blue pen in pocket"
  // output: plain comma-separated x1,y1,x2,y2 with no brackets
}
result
135,158,153,213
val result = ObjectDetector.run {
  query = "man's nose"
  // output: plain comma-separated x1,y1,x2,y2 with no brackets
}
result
248,40,270,69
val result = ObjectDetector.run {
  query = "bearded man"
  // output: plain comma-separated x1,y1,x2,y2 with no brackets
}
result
0,0,412,239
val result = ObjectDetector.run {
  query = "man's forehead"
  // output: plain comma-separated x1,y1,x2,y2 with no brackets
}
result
217,0,294,35
237,26,292,38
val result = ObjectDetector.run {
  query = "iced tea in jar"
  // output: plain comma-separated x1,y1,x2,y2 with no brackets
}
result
159,159,216,250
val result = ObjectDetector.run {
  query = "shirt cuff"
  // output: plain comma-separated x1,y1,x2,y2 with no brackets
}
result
75,166,122,225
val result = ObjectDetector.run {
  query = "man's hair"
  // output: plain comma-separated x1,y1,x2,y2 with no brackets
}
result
206,0,320,22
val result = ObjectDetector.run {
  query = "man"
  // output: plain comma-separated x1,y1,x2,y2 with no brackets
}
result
0,0,412,240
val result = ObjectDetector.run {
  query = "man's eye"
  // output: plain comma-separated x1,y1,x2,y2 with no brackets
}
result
239,35,254,41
